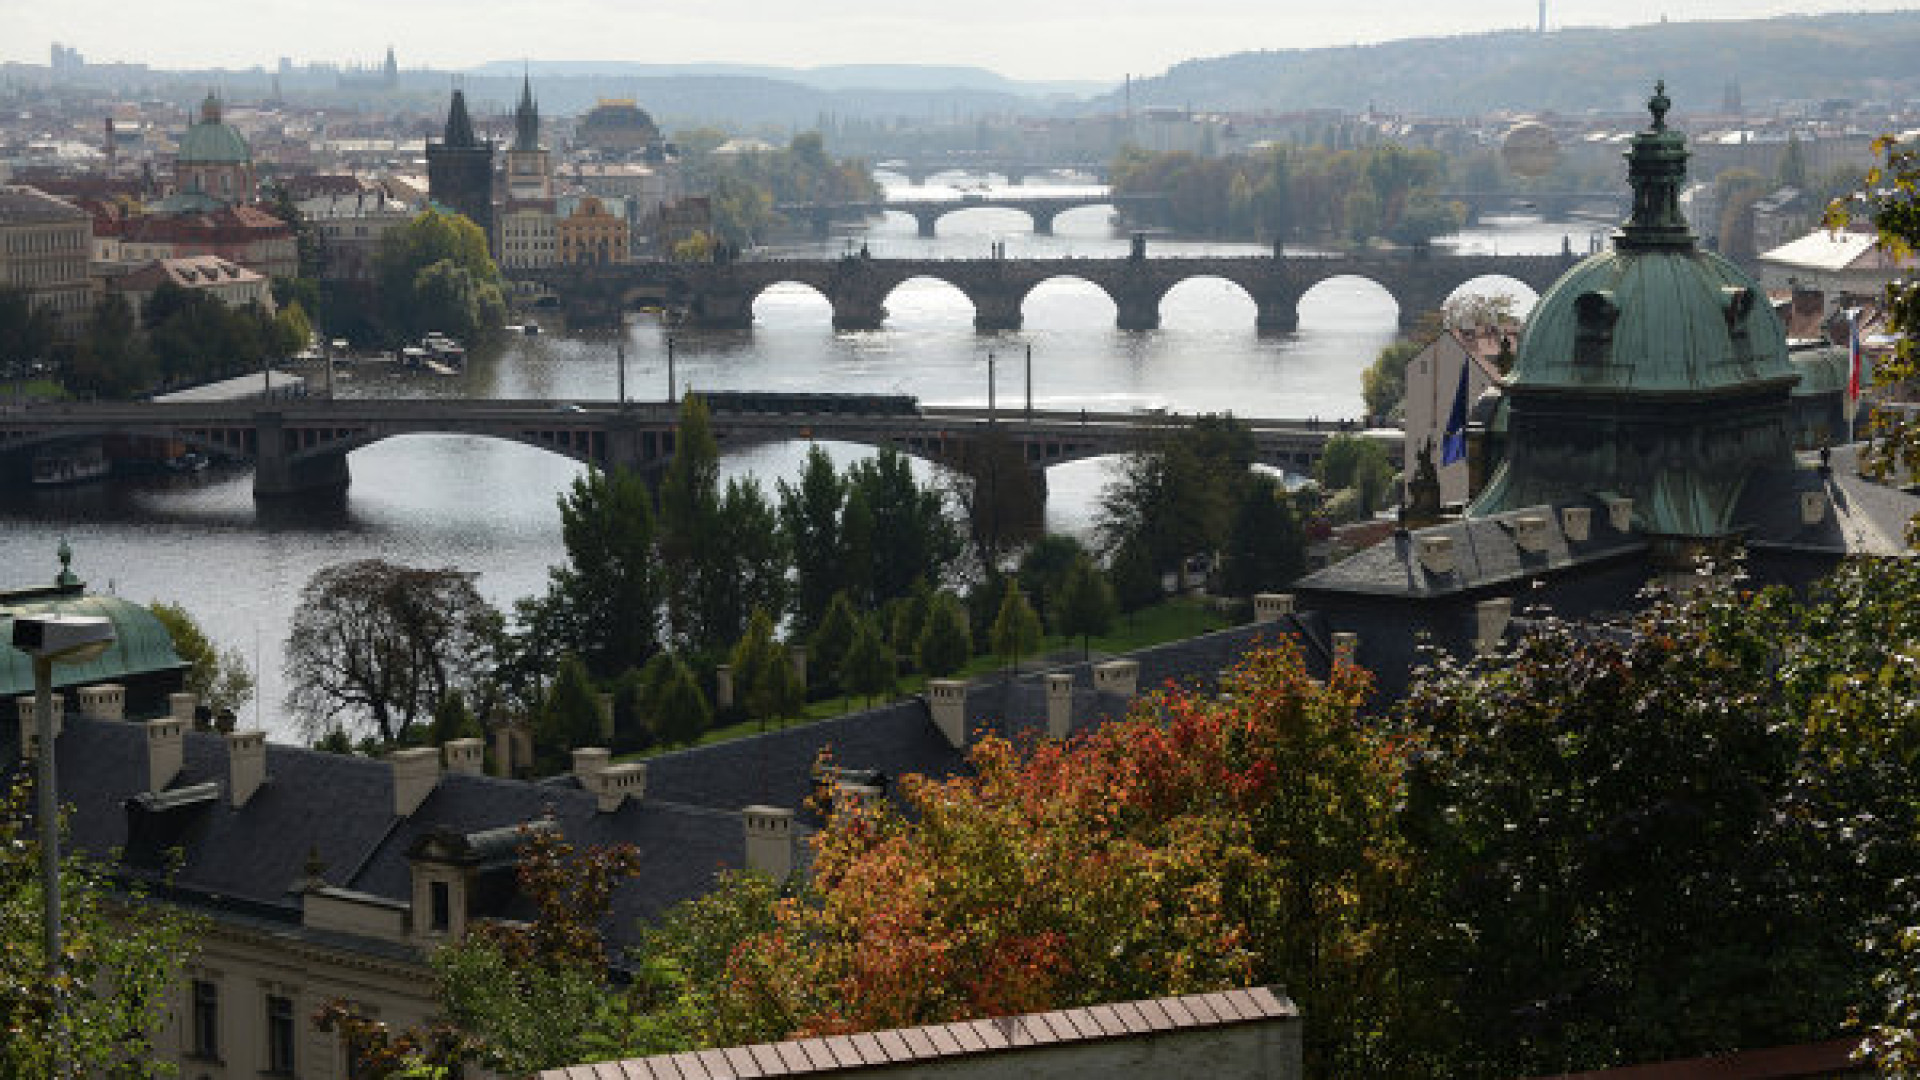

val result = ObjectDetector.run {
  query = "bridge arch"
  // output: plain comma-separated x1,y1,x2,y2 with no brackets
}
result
750,280,835,326
1019,274,1119,331
879,275,978,330
1441,273,1542,322
1158,275,1259,330
1296,274,1402,332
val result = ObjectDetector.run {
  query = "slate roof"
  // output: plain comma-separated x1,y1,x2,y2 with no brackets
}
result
0,184,89,225
539,985,1299,1080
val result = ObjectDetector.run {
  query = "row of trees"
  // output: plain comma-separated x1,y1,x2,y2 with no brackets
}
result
1111,142,1466,247
326,559,1920,1078
677,131,884,250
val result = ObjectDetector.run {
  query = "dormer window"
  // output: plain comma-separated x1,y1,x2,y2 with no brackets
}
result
1721,286,1754,357
1574,290,1619,365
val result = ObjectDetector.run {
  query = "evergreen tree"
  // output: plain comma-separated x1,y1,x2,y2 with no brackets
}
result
916,592,973,678
1017,534,1088,627
777,445,846,633
1109,537,1163,615
428,689,480,745
847,449,961,605
990,581,1043,678
711,476,789,649
1220,474,1306,597
840,614,896,707
657,394,725,652
809,592,859,697
1055,556,1117,660
651,655,711,748
611,664,655,752
889,580,934,670
542,466,659,679
535,654,602,769
839,483,876,607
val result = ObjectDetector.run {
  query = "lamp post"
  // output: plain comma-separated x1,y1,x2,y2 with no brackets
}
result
616,336,626,409
11,612,116,1080
667,335,677,405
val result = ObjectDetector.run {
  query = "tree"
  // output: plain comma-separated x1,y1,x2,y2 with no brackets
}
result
283,559,501,746
148,600,255,717
946,428,1045,577
778,445,846,633
428,688,481,745
730,609,800,726
1098,414,1253,590
1016,534,1088,628
1777,132,1809,191
1360,337,1425,423
713,477,790,648
536,654,604,769
989,581,1042,677
0,288,56,368
840,614,896,707
0,777,202,1077
916,591,972,677
846,450,962,607
538,466,660,680
808,592,859,698
374,207,504,341
889,581,933,670
1107,537,1163,615
1054,556,1117,659
1219,474,1306,596
679,642,1423,1074
1401,584,1859,1076
657,394,726,653
1316,433,1396,517
650,654,713,748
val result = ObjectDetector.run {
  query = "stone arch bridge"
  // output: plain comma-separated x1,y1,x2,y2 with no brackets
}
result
780,193,1162,238
519,250,1578,332
0,399,1397,498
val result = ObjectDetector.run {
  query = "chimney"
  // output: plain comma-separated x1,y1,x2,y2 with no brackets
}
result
15,693,64,758
1607,496,1635,533
1561,506,1592,543
1416,533,1456,574
743,805,794,881
1800,490,1828,526
926,679,968,749
595,693,615,741
572,747,610,785
490,718,517,778
225,729,266,807
1513,513,1550,554
587,762,646,812
1253,593,1296,624
76,683,125,721
168,692,198,722
443,737,485,776
389,746,440,817
1093,659,1139,699
147,716,186,794
1046,673,1075,740
715,664,734,709
1332,632,1359,668
1475,598,1514,654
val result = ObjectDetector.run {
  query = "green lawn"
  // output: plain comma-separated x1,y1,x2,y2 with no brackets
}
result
620,597,1235,761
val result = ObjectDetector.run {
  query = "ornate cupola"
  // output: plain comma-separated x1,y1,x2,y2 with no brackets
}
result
1470,83,1800,547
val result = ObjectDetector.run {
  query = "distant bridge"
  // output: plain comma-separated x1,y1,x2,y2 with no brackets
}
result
0,398,1395,498
517,248,1580,332
778,192,1160,238
873,158,1112,186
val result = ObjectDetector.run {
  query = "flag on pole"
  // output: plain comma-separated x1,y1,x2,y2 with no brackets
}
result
1441,359,1471,465
1845,309,1863,431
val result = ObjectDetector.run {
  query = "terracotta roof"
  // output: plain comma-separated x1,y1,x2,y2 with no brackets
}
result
538,986,1297,1079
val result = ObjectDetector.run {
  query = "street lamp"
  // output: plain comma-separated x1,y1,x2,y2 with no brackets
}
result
11,612,116,1079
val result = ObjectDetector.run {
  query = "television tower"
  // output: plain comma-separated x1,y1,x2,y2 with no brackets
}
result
1539,0,1547,32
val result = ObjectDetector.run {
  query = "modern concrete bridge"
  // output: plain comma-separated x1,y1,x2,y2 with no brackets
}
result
779,192,1161,238
518,248,1580,332
0,398,1397,498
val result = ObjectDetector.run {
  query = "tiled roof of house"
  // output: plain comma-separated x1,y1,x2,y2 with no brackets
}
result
538,985,1298,1079
0,184,89,225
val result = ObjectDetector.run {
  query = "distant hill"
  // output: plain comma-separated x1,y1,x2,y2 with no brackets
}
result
1083,12,1920,116
467,60,1108,101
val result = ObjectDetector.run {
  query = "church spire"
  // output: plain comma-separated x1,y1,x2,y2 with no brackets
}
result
513,72,540,153
443,87,477,148
1617,80,1695,252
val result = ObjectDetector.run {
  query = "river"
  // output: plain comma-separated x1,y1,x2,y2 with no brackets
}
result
0,175,1605,741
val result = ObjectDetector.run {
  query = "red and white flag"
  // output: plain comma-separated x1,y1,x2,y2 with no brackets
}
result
1846,309,1863,431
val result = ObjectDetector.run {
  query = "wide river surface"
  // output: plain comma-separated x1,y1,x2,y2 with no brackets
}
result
1,175,1606,741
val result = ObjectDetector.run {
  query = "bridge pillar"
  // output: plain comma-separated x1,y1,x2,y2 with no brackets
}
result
913,208,940,239
1004,168,1027,187
972,289,1024,332
905,167,929,186
831,296,888,332
1113,292,1162,332
685,290,756,330
252,415,350,499
809,211,833,240
1029,207,1058,236
1254,289,1303,333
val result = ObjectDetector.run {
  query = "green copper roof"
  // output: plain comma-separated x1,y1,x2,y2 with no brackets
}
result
176,94,251,165
0,594,188,699
1506,80,1794,397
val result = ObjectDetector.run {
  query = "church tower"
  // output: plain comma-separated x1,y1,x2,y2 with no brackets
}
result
426,87,496,245
505,75,552,202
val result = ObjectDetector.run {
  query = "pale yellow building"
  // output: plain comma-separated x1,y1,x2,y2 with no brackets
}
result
0,183,93,338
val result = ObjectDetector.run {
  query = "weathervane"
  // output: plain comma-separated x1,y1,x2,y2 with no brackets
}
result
1649,80,1671,131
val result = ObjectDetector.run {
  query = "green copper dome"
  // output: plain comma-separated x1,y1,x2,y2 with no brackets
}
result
176,93,251,165
1508,81,1794,398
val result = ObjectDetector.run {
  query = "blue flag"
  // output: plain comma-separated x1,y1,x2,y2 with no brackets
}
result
1441,359,1471,466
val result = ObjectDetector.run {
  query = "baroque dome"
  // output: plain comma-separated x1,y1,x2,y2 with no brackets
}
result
177,93,250,165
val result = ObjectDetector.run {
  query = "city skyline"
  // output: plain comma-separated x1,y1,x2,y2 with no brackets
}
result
6,0,1906,85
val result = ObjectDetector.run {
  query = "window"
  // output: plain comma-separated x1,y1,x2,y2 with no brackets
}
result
430,879,450,933
190,978,220,1060
266,994,296,1073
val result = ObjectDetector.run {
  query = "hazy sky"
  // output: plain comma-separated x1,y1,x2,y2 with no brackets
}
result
2,1,1902,83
